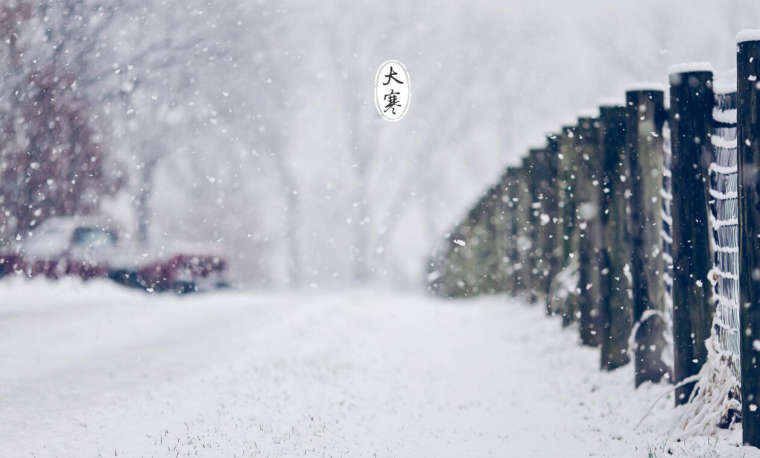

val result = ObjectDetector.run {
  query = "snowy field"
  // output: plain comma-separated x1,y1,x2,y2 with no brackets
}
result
0,279,757,457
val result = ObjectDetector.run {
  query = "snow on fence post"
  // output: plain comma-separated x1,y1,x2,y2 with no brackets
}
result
737,31,760,446
552,124,581,325
576,115,604,346
667,64,715,405
598,103,634,370
626,86,671,386
543,133,562,314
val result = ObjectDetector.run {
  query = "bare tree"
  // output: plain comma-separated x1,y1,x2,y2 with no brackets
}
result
0,1,123,244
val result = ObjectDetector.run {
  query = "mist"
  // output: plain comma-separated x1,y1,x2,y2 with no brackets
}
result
2,0,759,288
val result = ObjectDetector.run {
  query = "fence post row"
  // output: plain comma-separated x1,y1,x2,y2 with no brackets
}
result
738,33,760,447
427,29,760,446
668,65,715,404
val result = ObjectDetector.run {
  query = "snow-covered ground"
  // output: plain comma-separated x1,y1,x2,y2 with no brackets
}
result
0,278,757,457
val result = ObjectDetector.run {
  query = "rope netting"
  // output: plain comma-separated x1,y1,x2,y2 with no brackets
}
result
708,89,740,372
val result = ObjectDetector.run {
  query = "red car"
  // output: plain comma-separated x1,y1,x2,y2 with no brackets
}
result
0,217,227,293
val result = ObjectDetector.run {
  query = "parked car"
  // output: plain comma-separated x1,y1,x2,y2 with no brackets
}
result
109,253,228,293
0,216,227,293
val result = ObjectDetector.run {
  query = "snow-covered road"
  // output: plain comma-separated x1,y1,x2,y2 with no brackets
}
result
0,279,755,457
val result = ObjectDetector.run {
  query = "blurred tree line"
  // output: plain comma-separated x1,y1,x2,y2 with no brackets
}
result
2,0,759,287
0,1,122,243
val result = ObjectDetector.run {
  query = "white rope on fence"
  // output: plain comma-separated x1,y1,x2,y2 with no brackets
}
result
708,89,741,370
661,121,675,371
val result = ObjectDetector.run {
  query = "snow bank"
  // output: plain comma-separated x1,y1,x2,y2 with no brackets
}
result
0,276,143,314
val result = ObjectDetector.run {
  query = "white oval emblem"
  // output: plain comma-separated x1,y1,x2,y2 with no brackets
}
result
375,60,410,121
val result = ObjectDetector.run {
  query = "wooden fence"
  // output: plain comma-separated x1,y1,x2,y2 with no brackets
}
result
427,31,760,446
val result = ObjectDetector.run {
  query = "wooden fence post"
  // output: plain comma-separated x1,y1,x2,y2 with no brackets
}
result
626,87,670,386
525,151,541,303
598,103,634,370
493,170,513,293
475,185,502,294
517,158,534,298
504,167,522,295
479,185,496,294
668,65,715,404
442,225,465,297
529,146,553,302
478,188,498,294
526,148,540,301
446,187,493,297
486,182,508,293
576,115,604,346
555,124,581,325
737,31,760,446
458,196,484,296
543,133,561,313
